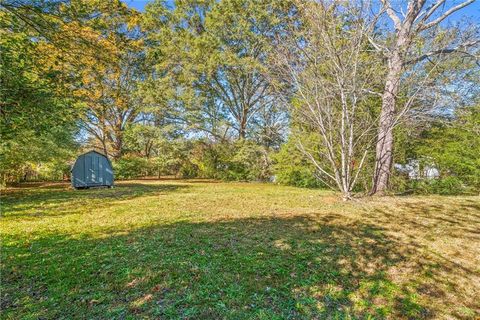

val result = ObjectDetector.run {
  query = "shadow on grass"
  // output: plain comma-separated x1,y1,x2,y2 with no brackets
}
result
374,200,480,240
2,183,189,218
369,201,480,319
2,215,441,319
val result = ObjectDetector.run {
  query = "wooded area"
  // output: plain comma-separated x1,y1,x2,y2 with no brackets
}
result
2,2,480,318
1,0,479,198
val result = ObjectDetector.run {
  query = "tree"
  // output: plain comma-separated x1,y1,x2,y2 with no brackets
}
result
67,2,145,159
272,1,382,199
2,1,146,160
77,35,145,160
123,122,169,158
0,2,79,183
370,0,479,194
417,104,480,190
143,0,291,142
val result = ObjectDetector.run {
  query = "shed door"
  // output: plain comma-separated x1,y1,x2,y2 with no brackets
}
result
84,154,101,185
98,158,104,184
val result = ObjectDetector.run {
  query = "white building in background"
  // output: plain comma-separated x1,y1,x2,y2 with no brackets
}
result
394,159,440,180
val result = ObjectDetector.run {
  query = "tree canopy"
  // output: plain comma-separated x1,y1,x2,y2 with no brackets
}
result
1,0,478,196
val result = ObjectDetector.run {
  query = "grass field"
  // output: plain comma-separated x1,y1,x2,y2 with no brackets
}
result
1,180,479,319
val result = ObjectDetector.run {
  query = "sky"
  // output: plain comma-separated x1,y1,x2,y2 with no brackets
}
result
121,0,151,11
121,0,480,22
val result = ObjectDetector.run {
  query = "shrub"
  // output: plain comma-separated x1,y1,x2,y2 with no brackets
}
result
429,176,466,195
414,105,480,192
187,140,271,181
190,142,222,179
179,162,199,179
274,166,322,188
223,141,269,181
272,138,325,188
406,176,469,195
113,156,150,179
36,160,71,181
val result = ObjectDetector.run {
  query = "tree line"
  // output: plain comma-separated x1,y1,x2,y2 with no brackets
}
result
1,0,479,198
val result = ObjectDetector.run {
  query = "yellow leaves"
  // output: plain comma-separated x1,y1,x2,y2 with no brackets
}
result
127,12,141,30
26,5,141,107
61,22,118,58
60,22,98,44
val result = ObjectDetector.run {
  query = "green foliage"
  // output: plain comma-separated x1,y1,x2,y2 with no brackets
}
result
224,140,270,181
124,124,165,158
0,24,78,184
152,140,194,177
113,156,150,180
407,176,468,195
189,140,270,181
2,0,478,197
112,139,272,181
417,105,480,191
393,105,480,195
142,0,291,142
178,161,200,179
28,160,72,182
272,138,324,188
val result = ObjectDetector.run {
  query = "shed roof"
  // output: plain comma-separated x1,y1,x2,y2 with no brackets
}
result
71,149,113,171
81,149,109,158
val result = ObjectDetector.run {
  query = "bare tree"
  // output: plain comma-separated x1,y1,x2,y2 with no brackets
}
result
272,1,381,200
370,0,479,194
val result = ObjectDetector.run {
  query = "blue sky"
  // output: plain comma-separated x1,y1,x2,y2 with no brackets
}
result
121,0,480,22
122,0,151,11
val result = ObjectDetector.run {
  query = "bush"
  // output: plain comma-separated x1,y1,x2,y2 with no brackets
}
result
272,138,325,188
406,176,470,195
274,166,322,188
189,142,221,179
113,155,150,179
413,105,480,192
187,140,271,181
36,160,71,181
179,162,199,179
223,141,270,181
431,177,467,195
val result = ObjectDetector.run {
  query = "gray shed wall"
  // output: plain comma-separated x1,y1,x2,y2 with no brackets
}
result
71,151,114,188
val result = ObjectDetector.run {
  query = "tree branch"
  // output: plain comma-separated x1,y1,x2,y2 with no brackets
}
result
419,0,475,31
405,39,480,65
381,0,402,31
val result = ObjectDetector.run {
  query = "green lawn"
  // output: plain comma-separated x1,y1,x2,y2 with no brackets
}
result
1,180,479,319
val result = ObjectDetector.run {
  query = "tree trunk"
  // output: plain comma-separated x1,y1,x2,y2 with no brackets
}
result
238,117,247,139
100,118,109,157
371,52,403,195
111,130,123,160
101,137,108,158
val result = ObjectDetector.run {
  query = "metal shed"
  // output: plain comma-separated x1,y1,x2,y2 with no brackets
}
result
71,150,114,189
